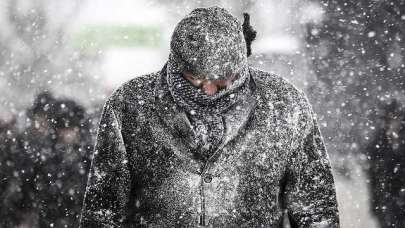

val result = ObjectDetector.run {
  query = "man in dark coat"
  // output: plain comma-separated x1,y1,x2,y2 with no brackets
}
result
80,6,340,227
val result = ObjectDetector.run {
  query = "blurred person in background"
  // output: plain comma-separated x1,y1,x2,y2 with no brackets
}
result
18,92,92,227
1,91,60,228
18,91,58,228
367,100,405,228
80,6,339,227
34,97,93,227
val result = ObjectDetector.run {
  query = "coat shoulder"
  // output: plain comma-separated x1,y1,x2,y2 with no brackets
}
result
249,67,308,108
105,71,161,114
249,67,316,143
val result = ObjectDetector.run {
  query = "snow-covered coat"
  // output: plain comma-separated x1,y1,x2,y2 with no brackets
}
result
80,66,340,228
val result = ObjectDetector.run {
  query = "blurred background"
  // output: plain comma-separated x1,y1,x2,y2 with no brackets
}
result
0,0,404,227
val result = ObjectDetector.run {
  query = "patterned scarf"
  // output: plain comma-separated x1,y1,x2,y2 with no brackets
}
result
166,56,251,161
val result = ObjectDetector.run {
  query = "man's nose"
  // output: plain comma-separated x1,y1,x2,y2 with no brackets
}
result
202,81,219,96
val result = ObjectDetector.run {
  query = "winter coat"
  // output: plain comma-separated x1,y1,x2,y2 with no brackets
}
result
80,66,340,228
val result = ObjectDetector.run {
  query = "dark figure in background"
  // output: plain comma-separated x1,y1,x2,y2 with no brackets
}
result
21,92,93,227
367,100,405,228
18,91,58,228
1,91,58,228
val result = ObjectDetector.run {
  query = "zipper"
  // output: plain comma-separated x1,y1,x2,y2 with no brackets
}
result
197,126,232,227
198,141,224,226
199,177,206,226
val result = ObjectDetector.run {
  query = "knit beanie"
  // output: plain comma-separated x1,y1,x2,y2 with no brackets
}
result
169,6,248,81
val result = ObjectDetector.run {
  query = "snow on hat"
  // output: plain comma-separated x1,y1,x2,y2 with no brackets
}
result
169,6,248,81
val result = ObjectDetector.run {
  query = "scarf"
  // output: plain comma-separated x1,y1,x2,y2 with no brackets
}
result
166,56,252,161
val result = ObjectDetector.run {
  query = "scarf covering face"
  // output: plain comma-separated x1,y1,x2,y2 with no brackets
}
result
166,7,251,161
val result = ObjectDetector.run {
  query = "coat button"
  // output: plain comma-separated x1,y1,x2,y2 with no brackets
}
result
203,173,213,183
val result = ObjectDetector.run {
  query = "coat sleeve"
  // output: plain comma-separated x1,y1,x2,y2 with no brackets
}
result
79,99,131,227
284,95,340,228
